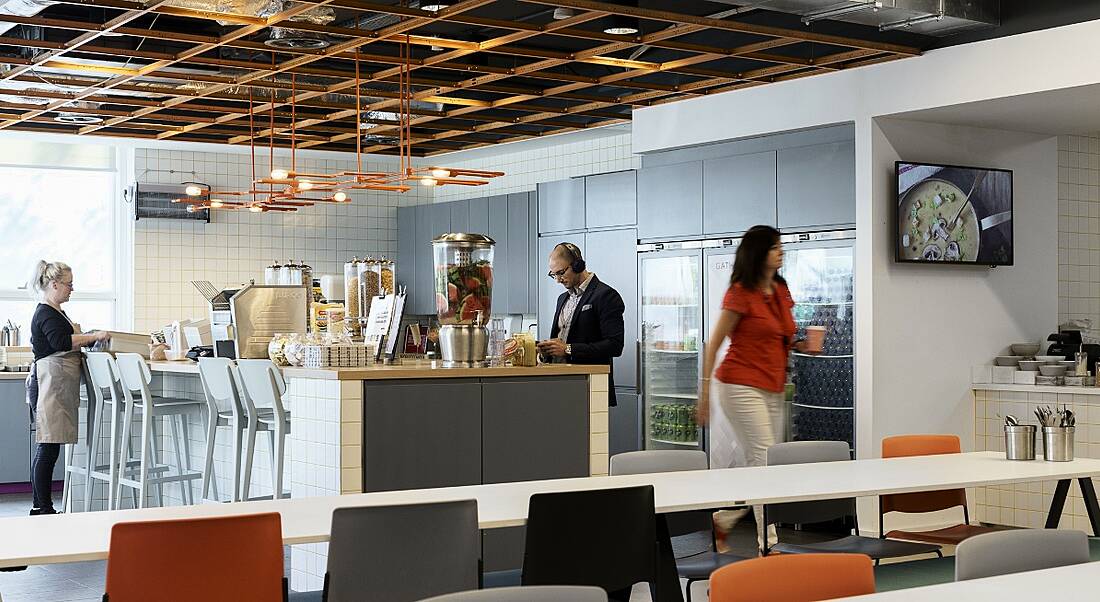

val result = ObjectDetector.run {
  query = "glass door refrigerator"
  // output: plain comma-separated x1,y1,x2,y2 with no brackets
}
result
638,245,704,450
702,231,855,467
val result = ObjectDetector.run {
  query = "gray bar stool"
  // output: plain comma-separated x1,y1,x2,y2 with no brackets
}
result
197,357,247,502
77,352,138,511
236,359,291,500
113,352,205,507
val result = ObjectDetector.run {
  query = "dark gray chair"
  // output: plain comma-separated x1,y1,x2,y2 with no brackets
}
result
418,585,608,601
763,441,942,563
610,450,747,602
291,499,480,602
955,529,1090,581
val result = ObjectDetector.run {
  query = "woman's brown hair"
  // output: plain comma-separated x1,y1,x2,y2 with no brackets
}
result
730,225,786,289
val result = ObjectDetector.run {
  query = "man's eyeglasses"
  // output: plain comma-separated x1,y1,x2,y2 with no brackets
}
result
547,267,570,280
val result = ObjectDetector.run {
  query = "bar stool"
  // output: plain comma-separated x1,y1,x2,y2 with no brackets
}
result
113,353,205,508
76,352,136,511
236,359,291,501
197,357,247,502
59,358,92,513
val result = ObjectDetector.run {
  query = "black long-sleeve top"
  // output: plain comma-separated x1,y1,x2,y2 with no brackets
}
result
30,303,74,361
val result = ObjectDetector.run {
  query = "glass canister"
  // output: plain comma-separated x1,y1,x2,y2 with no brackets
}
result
357,257,382,320
268,332,290,366
379,257,396,295
432,233,495,325
264,260,282,285
343,257,361,336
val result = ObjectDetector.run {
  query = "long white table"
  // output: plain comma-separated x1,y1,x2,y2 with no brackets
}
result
2,452,1099,569
836,561,1100,600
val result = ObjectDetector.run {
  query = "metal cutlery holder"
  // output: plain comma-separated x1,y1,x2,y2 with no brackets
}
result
1004,425,1037,460
1042,426,1075,462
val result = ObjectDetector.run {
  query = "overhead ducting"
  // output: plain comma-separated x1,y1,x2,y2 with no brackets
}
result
708,0,998,36
0,0,56,37
264,27,330,49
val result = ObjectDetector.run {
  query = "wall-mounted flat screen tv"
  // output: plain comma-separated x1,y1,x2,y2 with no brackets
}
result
896,161,1013,266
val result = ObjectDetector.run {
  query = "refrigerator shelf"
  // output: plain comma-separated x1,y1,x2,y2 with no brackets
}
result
647,348,699,354
649,392,698,400
650,438,700,446
792,402,854,411
792,353,854,359
794,301,854,307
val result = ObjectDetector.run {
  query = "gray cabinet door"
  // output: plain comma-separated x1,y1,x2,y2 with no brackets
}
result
585,170,637,228
583,228,638,389
537,179,585,234
0,381,29,484
469,196,489,236
430,202,452,238
538,236,564,341
528,194,539,315
413,204,435,315
481,377,590,484
506,193,531,314
703,151,777,236
450,200,469,234
777,140,855,231
487,195,510,315
609,387,641,456
637,162,703,240
361,379,482,492
397,206,414,293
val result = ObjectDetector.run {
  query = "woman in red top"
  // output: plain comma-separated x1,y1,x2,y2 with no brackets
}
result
698,225,812,553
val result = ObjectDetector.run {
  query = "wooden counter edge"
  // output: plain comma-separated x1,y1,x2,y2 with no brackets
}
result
148,360,610,380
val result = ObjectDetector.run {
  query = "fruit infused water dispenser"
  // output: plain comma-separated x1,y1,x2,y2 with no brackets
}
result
432,233,494,367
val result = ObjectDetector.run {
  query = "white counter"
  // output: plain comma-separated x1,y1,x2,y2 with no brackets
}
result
973,383,1100,396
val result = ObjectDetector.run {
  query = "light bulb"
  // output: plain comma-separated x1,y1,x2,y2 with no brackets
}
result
298,179,313,191
430,168,450,178
249,204,263,213
184,185,202,196
333,191,348,202
420,177,437,187
186,205,196,213
270,168,289,180
209,199,224,208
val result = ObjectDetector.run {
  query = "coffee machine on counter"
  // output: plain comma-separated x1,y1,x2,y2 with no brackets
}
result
193,281,307,359
1047,329,1100,370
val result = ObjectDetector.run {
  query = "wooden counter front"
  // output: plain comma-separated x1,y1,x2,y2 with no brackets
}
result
147,359,608,380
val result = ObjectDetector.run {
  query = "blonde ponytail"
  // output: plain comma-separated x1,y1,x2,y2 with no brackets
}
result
29,260,71,300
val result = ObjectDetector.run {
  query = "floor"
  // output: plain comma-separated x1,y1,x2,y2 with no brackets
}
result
0,491,964,602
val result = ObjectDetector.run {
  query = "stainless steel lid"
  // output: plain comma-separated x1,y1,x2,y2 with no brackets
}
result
432,232,495,247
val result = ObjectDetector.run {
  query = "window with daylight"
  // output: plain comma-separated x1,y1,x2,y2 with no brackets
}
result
0,165,120,333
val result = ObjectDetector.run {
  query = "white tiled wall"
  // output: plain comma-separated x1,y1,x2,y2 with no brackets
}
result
133,148,430,333
432,132,639,203
973,388,1100,534
1057,134,1100,327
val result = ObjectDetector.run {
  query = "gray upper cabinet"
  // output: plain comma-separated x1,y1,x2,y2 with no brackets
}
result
506,193,531,314
469,196,489,236
450,200,469,234
487,195,510,314
537,178,585,234
583,228,638,389
777,140,855,231
703,151,777,236
397,206,414,293
637,161,703,240
585,171,636,229
528,194,539,315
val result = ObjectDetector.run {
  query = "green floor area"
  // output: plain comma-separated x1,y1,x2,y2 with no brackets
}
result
873,537,1100,592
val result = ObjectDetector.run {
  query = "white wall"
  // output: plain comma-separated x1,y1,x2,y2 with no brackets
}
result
1057,134,1100,328
870,119,1058,446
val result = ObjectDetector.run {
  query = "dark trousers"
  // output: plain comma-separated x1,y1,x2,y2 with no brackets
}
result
31,443,60,511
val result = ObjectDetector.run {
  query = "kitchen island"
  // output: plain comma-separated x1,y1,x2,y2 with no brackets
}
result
146,359,610,589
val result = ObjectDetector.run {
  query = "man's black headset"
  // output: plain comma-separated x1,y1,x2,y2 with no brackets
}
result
556,242,586,274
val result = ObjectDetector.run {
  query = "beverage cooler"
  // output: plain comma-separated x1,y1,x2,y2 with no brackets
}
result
639,230,855,461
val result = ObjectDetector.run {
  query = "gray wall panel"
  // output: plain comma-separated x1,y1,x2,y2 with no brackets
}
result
583,228,638,388
637,162,703,240
703,151,778,236
777,140,856,231
585,170,637,228
537,179,585,234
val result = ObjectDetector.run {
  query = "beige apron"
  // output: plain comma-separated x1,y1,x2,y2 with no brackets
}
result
34,350,83,444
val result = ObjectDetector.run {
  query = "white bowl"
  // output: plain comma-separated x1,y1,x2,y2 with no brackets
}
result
1010,343,1041,357
1035,355,1064,363
994,356,1023,367
1018,360,1043,371
1039,365,1067,377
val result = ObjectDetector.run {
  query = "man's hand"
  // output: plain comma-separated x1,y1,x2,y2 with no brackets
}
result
536,338,567,358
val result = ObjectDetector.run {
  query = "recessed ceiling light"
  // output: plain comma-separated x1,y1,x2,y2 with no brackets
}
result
421,4,449,11
552,8,576,19
53,113,103,124
603,15,639,35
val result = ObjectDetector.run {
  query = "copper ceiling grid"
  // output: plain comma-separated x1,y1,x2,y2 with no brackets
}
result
0,0,922,156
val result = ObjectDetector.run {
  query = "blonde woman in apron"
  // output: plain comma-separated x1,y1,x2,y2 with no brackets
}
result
26,260,109,515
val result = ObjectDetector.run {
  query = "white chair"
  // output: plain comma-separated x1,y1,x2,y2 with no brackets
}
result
59,359,92,513
74,352,139,511
197,357,248,502
236,359,291,500
113,353,205,508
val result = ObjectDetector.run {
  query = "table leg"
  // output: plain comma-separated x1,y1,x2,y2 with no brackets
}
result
1045,479,1072,528
1078,477,1100,536
653,515,685,602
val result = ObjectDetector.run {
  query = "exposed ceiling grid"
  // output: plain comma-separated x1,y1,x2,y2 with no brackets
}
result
0,0,925,155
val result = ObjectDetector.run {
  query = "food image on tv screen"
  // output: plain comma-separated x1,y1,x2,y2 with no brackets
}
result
897,162,1013,265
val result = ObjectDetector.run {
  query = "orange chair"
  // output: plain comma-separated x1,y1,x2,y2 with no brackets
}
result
104,512,286,602
879,435,1004,545
709,553,875,602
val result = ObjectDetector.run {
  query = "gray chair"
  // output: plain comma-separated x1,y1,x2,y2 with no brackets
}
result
955,529,1090,581
419,585,608,601
292,500,480,602
610,450,746,602
763,441,943,563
